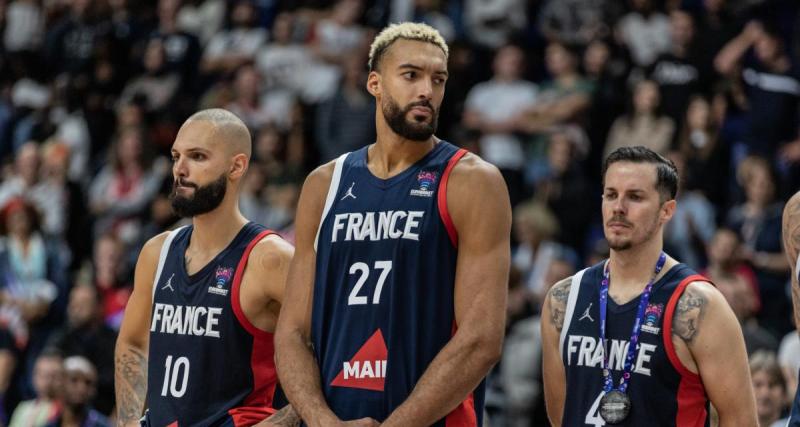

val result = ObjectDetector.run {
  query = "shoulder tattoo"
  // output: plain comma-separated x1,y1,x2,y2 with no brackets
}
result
671,287,707,343
548,277,572,333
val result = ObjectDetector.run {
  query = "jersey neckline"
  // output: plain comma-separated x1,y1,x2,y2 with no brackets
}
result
606,263,685,313
356,141,448,189
179,222,255,283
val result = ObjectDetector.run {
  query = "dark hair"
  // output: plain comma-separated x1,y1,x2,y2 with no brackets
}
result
602,146,679,202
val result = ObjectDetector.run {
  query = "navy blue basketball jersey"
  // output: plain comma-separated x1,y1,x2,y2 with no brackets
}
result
146,222,278,427
560,260,710,427
311,141,481,425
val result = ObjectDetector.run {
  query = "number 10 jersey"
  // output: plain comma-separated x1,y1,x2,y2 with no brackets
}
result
312,141,481,425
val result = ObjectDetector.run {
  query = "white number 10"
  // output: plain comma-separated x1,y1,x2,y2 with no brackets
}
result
348,261,393,305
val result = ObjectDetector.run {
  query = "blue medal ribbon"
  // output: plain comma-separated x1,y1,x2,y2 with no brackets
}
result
599,252,667,393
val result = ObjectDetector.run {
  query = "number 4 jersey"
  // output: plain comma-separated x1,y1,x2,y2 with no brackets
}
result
146,223,278,426
312,141,481,425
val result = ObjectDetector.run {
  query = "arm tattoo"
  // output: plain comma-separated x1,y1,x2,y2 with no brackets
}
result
547,278,572,332
672,287,707,342
265,405,301,427
115,347,148,426
782,194,800,330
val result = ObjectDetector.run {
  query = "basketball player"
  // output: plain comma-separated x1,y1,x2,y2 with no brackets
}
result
114,109,299,427
274,23,511,426
541,146,757,426
781,192,800,427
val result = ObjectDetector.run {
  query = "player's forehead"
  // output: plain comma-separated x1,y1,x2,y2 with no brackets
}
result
382,39,448,73
604,161,658,193
172,120,218,153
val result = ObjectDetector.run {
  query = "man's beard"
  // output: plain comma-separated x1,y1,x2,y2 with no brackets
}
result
606,214,661,251
170,173,227,218
382,95,438,141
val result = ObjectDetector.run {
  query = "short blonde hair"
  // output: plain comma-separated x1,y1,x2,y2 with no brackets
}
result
368,22,448,71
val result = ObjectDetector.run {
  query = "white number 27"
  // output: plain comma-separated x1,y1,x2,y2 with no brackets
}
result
348,261,393,305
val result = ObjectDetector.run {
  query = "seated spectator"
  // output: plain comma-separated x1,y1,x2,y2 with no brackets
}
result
8,349,62,427
604,79,674,159
90,234,130,330
201,1,267,76
44,356,109,427
615,0,670,67
46,285,116,415
310,0,367,65
727,156,789,335
89,127,169,245
750,351,789,427
118,39,181,115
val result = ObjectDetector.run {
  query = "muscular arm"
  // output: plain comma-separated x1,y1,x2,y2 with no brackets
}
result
782,191,800,332
381,155,512,426
540,277,572,427
114,233,166,427
674,282,758,427
274,164,343,427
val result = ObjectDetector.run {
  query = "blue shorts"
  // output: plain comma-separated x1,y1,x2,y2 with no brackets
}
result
788,368,800,427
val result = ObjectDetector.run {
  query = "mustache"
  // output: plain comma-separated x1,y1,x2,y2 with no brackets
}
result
607,216,633,227
174,178,197,189
406,100,434,112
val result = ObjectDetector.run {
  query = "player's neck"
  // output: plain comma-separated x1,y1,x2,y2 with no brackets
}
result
190,203,248,253
608,237,667,292
369,130,437,179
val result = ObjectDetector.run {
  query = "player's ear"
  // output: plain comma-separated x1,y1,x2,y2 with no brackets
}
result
660,198,677,223
229,154,248,180
367,70,381,97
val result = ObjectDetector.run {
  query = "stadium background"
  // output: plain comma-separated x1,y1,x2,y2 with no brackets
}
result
0,0,797,425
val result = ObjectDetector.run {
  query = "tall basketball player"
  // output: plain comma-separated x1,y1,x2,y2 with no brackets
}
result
781,192,800,427
274,23,511,426
114,109,299,427
542,146,757,426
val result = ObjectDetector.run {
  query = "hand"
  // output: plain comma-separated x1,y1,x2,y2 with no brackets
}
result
743,20,764,43
780,139,800,163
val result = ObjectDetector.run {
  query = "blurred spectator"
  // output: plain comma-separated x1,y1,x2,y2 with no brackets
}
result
604,79,674,158
314,54,375,162
0,142,42,211
118,38,181,115
778,331,800,403
750,351,789,427
225,63,293,133
664,151,715,270
8,349,62,427
615,0,671,67
703,227,761,314
676,95,730,209
727,156,789,335
88,127,169,244
255,12,339,104
176,0,226,46
463,45,537,205
388,0,456,42
90,234,129,330
527,128,591,252
715,21,800,161
520,42,593,135
4,0,44,54
201,1,268,76
538,0,616,47
46,285,116,416
648,10,709,127
463,0,526,50
149,0,202,89
0,198,61,350
44,356,110,427
311,0,367,64
43,0,105,78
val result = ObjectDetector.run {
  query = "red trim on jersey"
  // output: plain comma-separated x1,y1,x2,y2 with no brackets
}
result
444,321,479,426
229,230,279,426
167,422,178,427
438,149,468,248
663,274,710,426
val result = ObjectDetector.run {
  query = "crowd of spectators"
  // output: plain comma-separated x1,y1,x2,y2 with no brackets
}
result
0,0,798,425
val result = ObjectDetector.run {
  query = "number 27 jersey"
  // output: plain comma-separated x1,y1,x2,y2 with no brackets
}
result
312,141,481,425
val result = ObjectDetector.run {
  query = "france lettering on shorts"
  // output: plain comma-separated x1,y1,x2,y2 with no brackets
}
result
312,141,482,425
559,261,711,427
146,222,278,427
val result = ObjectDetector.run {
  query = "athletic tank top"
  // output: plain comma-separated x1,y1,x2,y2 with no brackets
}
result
146,222,278,427
560,261,710,427
311,141,482,425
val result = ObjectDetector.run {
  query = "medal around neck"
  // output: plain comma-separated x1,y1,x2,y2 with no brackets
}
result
597,252,667,425
599,390,631,424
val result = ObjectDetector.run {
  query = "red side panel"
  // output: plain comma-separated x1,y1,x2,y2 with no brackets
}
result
437,149,468,248
229,230,280,426
662,274,710,427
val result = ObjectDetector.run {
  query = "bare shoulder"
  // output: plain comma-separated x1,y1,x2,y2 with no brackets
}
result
671,281,721,343
137,231,171,267
302,159,337,194
544,276,574,333
447,151,505,191
447,151,510,221
782,191,800,264
250,234,295,273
